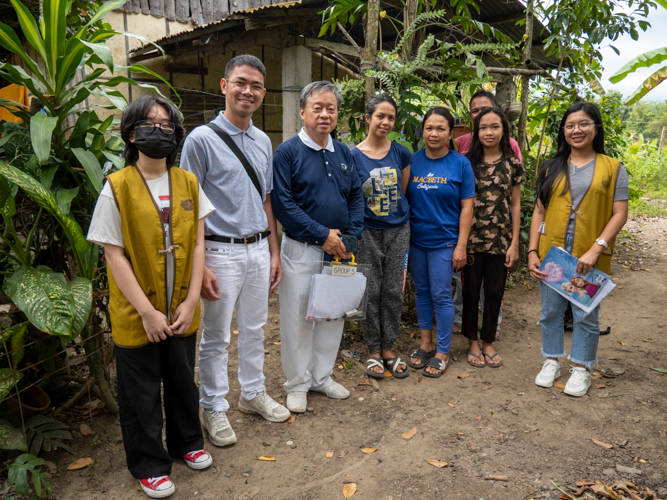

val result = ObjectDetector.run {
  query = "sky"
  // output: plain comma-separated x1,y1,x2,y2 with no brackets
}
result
598,6,667,102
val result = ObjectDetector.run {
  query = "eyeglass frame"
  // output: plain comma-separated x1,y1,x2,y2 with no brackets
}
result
135,120,176,134
563,120,597,131
225,79,265,94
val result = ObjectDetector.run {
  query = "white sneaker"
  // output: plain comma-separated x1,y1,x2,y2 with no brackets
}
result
312,381,350,400
564,367,591,397
286,391,307,413
238,391,290,422
535,359,561,388
201,409,237,447
139,476,175,498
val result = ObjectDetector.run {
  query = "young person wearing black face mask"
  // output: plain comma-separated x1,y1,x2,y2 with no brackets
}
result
87,95,216,498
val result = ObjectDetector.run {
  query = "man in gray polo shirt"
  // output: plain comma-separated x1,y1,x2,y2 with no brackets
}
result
181,55,290,448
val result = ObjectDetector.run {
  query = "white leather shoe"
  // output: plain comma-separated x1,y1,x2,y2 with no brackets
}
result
201,409,237,447
535,359,561,388
286,391,307,413
239,391,290,422
312,381,350,400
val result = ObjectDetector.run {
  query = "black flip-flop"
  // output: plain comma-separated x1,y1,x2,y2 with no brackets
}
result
483,351,503,368
365,357,385,379
422,356,448,378
406,348,435,369
384,357,409,378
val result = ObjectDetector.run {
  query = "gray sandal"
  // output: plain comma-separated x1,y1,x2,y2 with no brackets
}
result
384,357,409,378
483,351,503,368
467,351,486,368
365,357,385,379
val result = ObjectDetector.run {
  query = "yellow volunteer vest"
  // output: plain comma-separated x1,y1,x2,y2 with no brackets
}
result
106,166,200,348
538,154,620,274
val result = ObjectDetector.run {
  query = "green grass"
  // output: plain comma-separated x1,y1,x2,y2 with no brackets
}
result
629,197,667,218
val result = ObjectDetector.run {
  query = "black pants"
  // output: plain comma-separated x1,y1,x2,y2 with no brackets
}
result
116,334,203,479
461,253,507,344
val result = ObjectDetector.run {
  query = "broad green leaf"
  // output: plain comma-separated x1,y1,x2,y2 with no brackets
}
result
85,0,128,27
43,0,67,84
71,148,103,194
69,277,92,336
0,23,47,89
0,368,23,402
9,0,47,68
610,46,667,83
30,114,58,165
102,151,125,171
0,419,27,452
55,36,87,95
55,186,79,215
0,63,52,106
79,40,114,72
40,165,58,189
623,64,667,105
0,162,91,261
116,65,182,107
3,266,76,339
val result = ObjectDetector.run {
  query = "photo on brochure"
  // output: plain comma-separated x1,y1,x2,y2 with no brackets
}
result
538,245,616,314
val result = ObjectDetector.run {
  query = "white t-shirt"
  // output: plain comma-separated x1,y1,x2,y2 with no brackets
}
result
87,171,215,313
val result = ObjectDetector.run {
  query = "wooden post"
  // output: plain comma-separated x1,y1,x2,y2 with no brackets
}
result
361,0,379,103
517,0,534,155
659,125,666,155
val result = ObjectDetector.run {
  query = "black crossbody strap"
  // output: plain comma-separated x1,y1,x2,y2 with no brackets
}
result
206,123,262,199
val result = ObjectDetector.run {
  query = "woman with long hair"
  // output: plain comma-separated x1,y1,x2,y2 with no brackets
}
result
528,102,628,397
405,107,475,378
463,107,523,368
351,94,412,379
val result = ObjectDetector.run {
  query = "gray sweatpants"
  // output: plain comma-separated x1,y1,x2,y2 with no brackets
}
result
355,223,410,353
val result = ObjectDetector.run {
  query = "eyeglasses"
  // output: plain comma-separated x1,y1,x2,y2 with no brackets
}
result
135,120,176,134
227,80,265,94
564,121,595,131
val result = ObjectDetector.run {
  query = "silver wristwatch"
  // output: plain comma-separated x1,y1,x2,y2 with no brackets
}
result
595,237,609,250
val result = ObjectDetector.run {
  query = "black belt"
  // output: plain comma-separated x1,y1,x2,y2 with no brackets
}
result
283,231,311,245
205,231,270,245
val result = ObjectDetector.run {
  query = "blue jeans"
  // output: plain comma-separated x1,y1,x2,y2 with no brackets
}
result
409,244,455,354
538,234,600,367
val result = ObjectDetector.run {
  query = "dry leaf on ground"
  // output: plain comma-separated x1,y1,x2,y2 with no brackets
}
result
343,475,356,484
482,386,493,391
458,372,470,379
342,483,357,497
402,428,417,440
427,460,448,468
575,479,595,486
384,371,393,377
553,381,566,389
257,456,276,461
596,384,606,389
287,415,295,423
67,458,93,470
589,484,611,497
484,475,509,482
360,447,377,454
591,437,613,449
617,340,625,346
79,424,91,436
325,451,334,458
409,332,415,339
358,382,371,386
475,415,483,420
233,330,238,334
418,376,422,383
272,342,281,345
448,403,454,407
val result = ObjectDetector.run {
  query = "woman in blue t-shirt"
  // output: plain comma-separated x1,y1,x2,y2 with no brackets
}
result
351,94,412,379
405,107,475,377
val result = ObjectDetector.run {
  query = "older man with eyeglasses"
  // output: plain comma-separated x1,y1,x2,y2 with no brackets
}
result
272,81,365,413
180,55,290,449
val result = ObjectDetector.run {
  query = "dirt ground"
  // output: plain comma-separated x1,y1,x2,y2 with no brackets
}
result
48,216,667,500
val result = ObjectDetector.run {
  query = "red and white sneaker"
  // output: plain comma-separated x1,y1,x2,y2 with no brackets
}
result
183,449,213,470
139,476,175,498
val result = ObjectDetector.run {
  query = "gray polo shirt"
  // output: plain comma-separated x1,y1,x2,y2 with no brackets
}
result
180,112,273,238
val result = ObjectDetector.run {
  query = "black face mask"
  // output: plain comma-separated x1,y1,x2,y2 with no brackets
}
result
133,127,177,159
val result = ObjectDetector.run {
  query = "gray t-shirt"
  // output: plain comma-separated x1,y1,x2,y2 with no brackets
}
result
566,159,629,234
180,112,273,238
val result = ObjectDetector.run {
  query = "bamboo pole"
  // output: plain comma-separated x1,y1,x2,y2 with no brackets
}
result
517,0,534,154
361,0,380,103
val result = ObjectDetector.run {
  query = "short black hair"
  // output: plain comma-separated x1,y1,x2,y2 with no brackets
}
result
365,93,397,117
469,90,498,109
224,54,266,83
421,106,455,150
120,95,185,168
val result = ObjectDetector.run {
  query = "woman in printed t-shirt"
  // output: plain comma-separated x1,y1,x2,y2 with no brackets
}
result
528,102,628,398
404,107,475,378
351,94,413,379
463,107,523,369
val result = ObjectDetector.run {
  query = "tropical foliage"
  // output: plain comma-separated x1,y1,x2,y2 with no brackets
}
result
0,0,175,428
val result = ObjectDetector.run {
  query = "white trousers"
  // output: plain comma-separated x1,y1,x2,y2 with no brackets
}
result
279,236,344,393
199,238,270,412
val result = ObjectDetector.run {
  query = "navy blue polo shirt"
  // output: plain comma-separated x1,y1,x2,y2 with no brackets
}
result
272,130,364,245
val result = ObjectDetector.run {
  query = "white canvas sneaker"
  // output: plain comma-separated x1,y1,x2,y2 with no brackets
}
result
286,391,307,413
564,367,591,397
312,381,350,400
139,476,175,498
201,409,237,447
238,391,290,422
535,359,561,388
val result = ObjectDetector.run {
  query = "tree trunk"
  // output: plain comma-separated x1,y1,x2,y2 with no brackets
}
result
403,0,419,57
517,0,534,155
82,313,119,414
361,0,380,103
